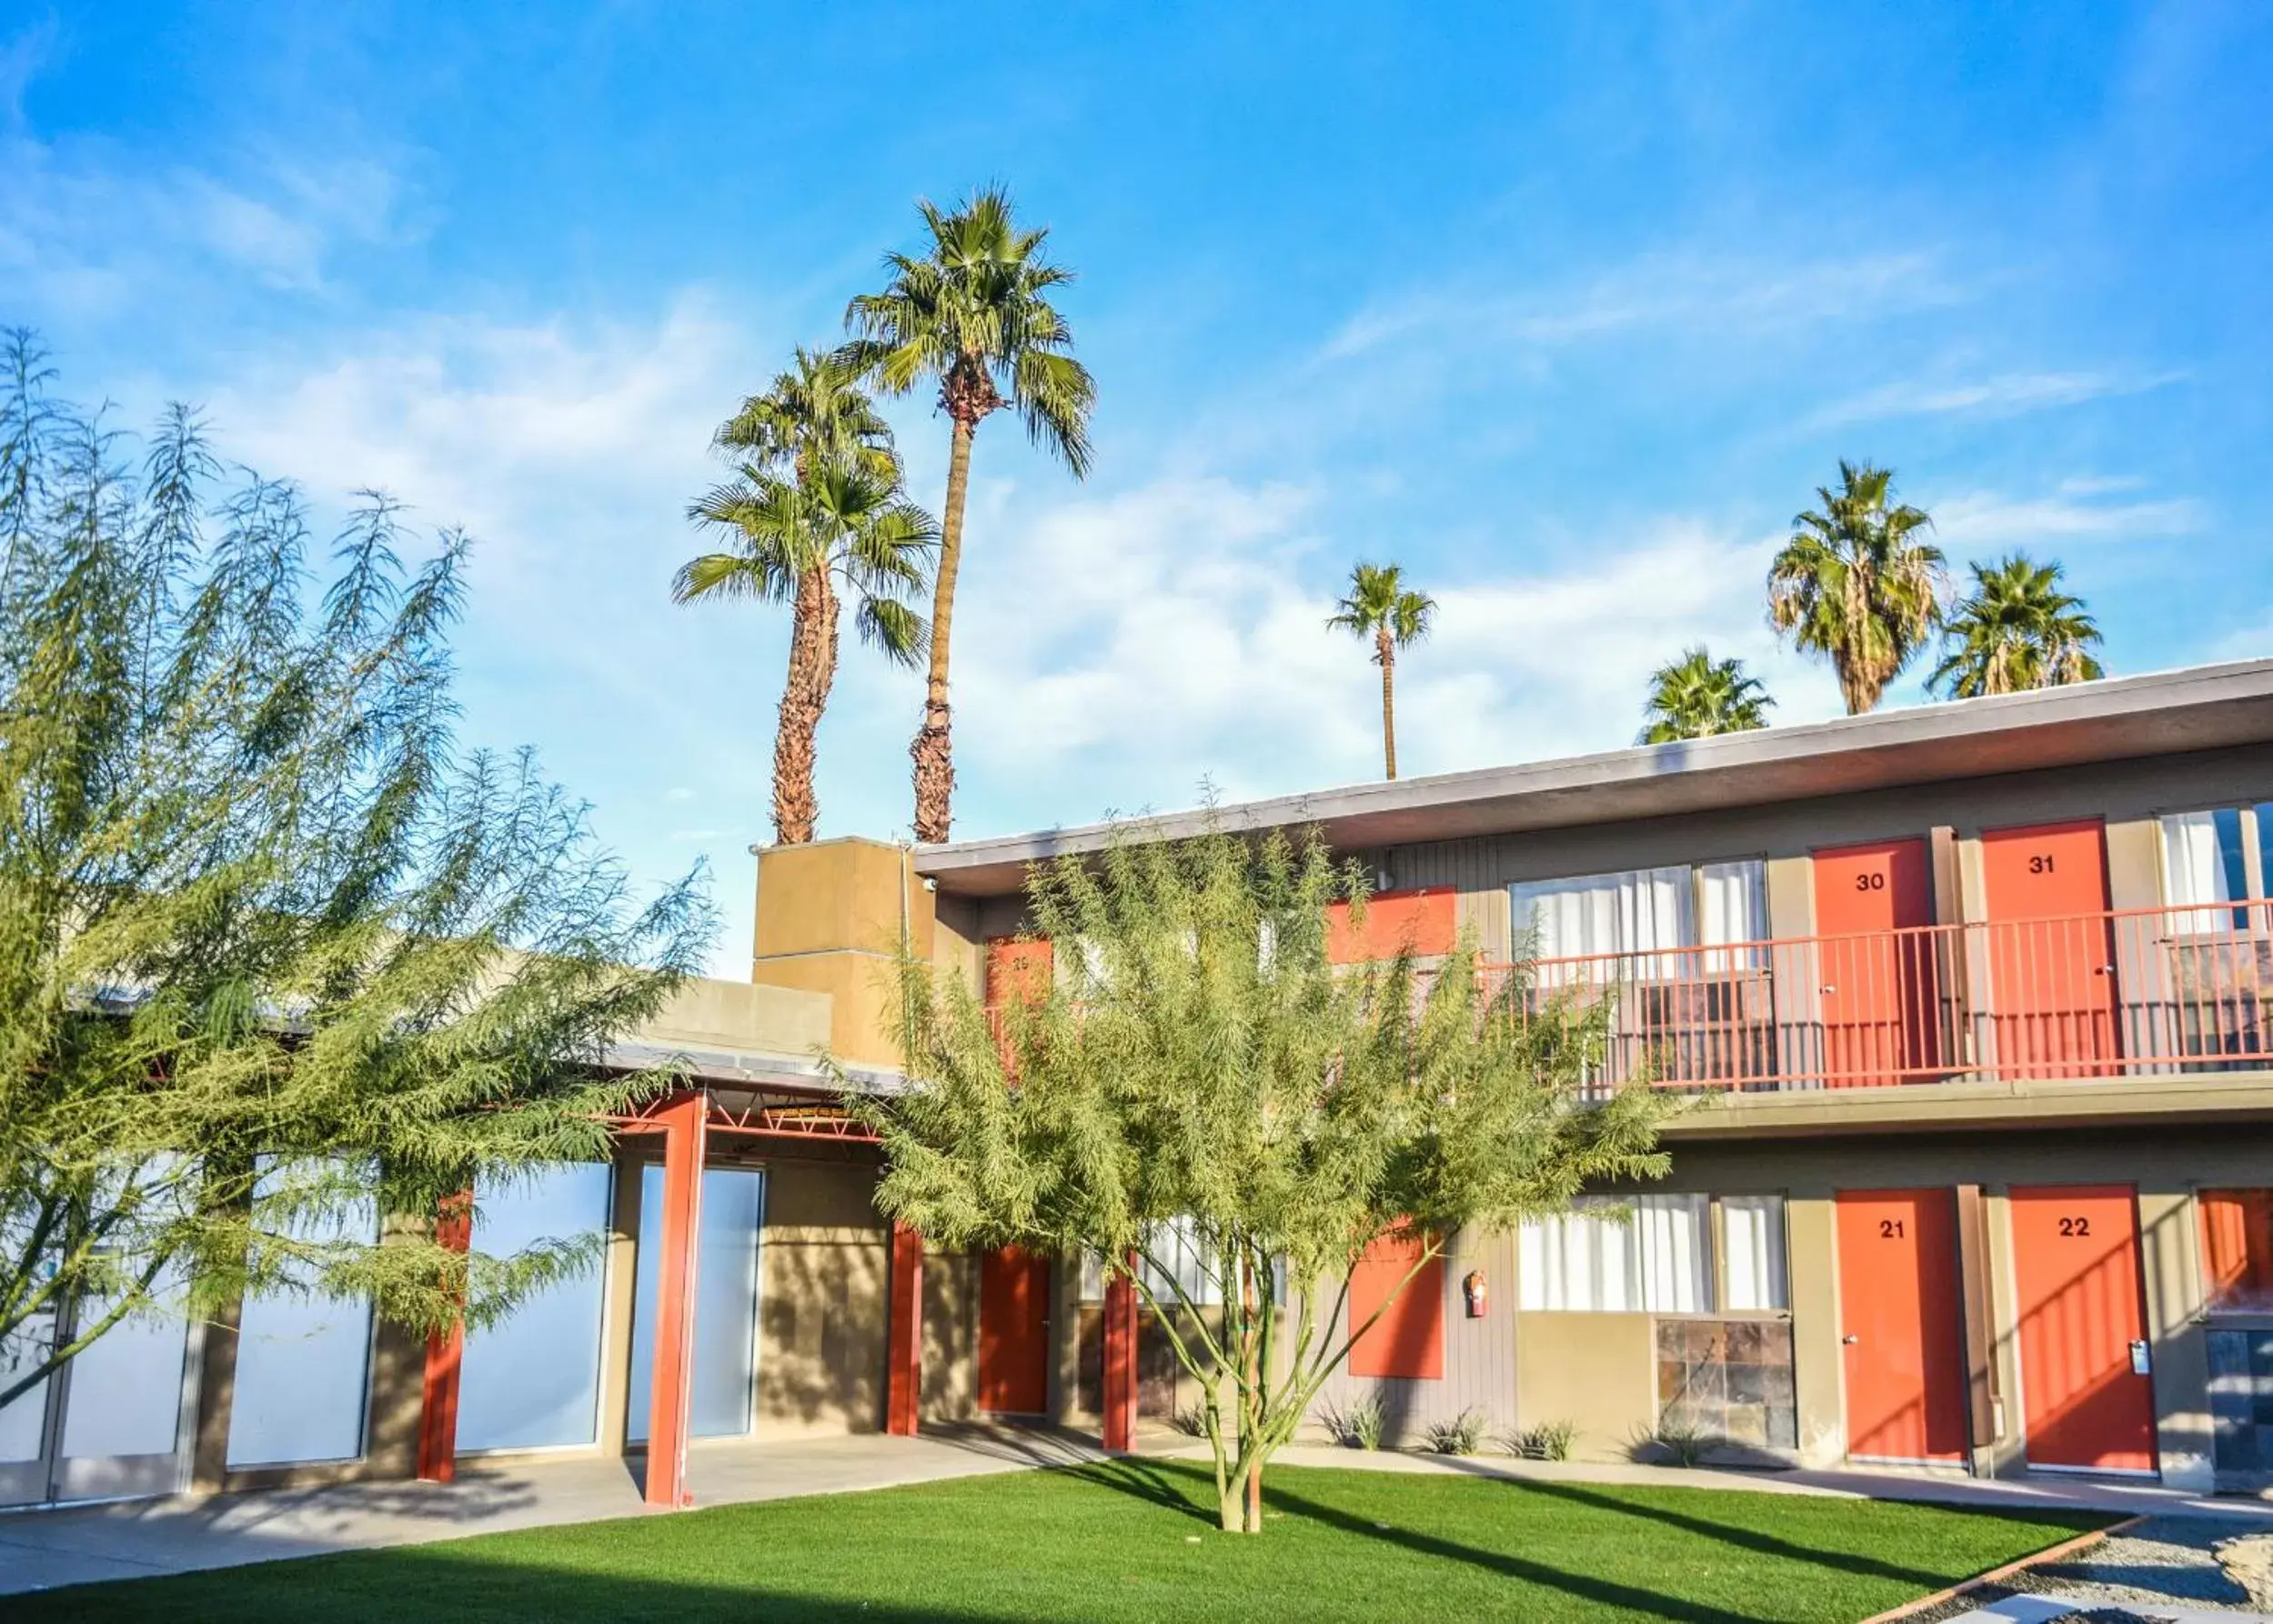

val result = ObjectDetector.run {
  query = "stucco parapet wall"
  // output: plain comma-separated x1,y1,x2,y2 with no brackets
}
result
913,658,2273,896
601,974,909,1096
1659,1068,2273,1139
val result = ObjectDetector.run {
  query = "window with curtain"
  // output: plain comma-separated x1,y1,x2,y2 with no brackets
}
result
1517,1195,1711,1312
2163,807,2273,931
1519,1193,1788,1314
1510,861,1766,980
456,1162,614,1454
1080,1218,1282,1307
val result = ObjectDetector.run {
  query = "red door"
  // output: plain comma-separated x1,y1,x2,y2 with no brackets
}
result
1836,1189,1968,1462
2008,1186,2157,1474
1980,821,2117,1077
1814,839,1938,1086
977,1244,1051,1415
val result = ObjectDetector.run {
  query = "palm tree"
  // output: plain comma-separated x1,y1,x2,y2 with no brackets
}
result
1767,461,1947,715
1637,647,1775,744
676,356,936,846
841,186,1095,843
1929,554,2105,699
714,346,896,483
1328,563,1436,779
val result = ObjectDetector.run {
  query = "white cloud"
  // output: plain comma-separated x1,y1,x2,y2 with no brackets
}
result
1805,368,2186,430
1321,250,1960,364
942,478,1845,830
1931,484,2206,554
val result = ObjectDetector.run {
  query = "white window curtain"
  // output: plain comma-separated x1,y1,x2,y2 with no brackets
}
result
2163,810,2249,933
1719,1195,1789,1311
1698,860,1769,972
1511,867,1694,984
226,1158,379,1468
1518,1195,1709,1312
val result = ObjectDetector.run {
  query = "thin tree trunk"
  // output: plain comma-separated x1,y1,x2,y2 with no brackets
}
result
911,416,973,843
772,565,838,845
1378,628,1397,780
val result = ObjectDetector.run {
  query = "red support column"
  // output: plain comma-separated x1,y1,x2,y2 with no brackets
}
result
1102,1250,1138,1455
885,1220,925,1437
417,1188,474,1484
644,1092,707,1509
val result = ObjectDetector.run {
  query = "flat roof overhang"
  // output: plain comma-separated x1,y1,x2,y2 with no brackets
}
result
915,658,2273,897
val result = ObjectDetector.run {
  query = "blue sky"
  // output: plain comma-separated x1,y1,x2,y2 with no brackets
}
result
6,3,2270,971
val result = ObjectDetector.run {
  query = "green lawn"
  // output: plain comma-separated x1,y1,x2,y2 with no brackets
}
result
23,1460,2107,1624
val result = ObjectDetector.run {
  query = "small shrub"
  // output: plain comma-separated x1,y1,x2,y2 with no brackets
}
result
1169,1404,1209,1438
1316,1396,1386,1450
1501,1418,1579,1461
1424,1408,1488,1456
1630,1418,1715,1468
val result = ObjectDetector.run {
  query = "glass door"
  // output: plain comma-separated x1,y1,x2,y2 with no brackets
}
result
0,1273,198,1509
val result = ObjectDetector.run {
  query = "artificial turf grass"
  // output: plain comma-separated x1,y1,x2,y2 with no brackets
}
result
21,1459,2112,1624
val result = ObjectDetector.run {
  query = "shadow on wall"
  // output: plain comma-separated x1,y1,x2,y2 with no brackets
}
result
758,1238,889,1431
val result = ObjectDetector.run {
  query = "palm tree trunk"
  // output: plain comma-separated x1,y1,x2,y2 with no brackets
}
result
772,565,837,845
1377,628,1397,780
911,416,973,843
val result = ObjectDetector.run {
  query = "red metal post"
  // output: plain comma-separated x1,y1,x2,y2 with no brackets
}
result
1101,1250,1138,1455
644,1092,707,1509
885,1220,925,1437
417,1188,474,1484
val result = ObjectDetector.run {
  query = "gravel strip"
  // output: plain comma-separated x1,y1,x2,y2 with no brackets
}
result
1887,1517,2272,1624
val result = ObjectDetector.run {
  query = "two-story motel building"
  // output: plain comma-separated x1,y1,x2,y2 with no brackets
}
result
7,658,2273,1513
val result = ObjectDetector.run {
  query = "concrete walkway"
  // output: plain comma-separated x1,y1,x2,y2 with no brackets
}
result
0,1427,1104,1596
4,1430,2269,1599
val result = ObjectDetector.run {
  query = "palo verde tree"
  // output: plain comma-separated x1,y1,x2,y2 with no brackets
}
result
850,824,1670,1534
0,332,711,1414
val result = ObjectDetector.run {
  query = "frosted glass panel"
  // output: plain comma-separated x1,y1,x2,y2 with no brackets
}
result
60,1266,192,1459
0,1318,53,1463
457,1163,613,1453
226,1160,377,1467
627,1167,763,1443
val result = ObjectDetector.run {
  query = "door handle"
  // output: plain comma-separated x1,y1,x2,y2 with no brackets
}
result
1842,1334,1859,1345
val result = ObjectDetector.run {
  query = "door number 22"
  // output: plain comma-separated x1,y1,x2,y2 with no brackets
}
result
2057,1215,2091,1237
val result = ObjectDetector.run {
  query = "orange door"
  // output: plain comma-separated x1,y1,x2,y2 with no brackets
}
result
984,937,1052,1007
977,1244,1051,1415
1347,1229,1444,1380
2008,1186,2157,1474
1813,839,1938,1086
1980,821,2117,1077
1836,1189,1968,1461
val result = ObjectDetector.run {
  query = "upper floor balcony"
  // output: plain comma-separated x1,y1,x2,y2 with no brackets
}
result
1473,899,2273,1101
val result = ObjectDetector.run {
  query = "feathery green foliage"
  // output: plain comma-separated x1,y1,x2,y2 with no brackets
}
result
1327,562,1436,779
1929,553,2105,698
850,824,1670,1534
676,348,935,845
1636,647,1775,744
0,331,712,1411
1767,461,1946,714
841,185,1095,843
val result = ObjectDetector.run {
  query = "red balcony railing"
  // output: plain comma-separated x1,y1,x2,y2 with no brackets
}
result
1474,900,2273,1094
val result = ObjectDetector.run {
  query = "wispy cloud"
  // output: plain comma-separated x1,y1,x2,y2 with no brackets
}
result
1319,249,1963,364
1803,367,2186,430
1931,483,2206,554
0,13,57,131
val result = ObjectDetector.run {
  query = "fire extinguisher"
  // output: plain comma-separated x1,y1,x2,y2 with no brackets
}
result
1463,1268,1488,1318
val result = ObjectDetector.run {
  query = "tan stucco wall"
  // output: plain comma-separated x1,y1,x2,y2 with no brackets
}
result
920,1248,979,1423
758,1154,890,1436
1515,1311,1658,1463
750,837,933,1068
642,977,832,1061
